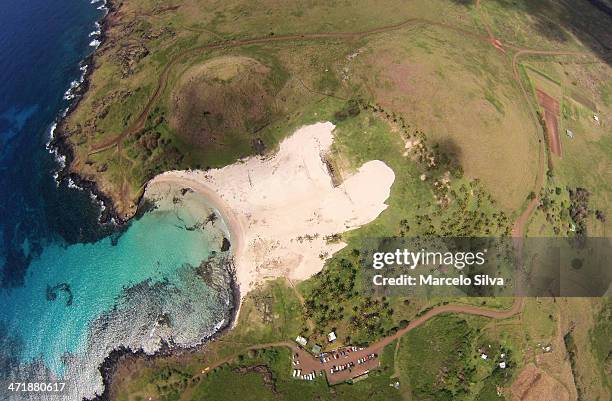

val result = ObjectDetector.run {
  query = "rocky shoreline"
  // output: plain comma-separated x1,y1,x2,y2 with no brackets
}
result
45,1,242,399
49,0,127,228
88,260,241,401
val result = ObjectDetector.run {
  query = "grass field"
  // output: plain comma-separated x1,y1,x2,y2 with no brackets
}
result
60,0,604,218
521,57,611,236
396,313,520,401
352,24,539,212
589,299,612,396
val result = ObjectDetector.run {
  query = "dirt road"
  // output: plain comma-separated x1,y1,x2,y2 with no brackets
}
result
88,17,492,155
191,298,524,389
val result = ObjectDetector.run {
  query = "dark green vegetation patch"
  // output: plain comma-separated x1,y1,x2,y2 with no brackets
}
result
398,315,514,401
191,346,401,401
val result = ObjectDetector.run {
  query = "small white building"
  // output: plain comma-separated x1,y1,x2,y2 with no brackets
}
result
566,129,574,138
327,331,337,343
480,353,488,360
295,336,308,347
499,361,507,369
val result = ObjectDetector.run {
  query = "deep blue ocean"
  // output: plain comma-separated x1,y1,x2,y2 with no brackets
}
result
0,1,234,400
0,0,104,282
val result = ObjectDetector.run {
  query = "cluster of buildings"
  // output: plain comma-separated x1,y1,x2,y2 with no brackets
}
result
295,330,337,355
479,346,509,370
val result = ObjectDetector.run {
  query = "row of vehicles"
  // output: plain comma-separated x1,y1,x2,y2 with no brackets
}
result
292,369,317,381
356,353,377,365
329,361,355,375
319,346,365,363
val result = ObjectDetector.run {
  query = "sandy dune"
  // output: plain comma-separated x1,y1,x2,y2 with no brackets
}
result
149,122,395,298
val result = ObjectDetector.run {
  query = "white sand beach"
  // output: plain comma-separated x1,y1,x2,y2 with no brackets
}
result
148,122,395,299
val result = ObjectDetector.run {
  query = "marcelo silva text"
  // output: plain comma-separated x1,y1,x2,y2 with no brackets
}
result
372,274,505,286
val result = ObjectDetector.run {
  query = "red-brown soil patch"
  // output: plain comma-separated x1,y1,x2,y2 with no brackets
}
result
510,364,569,401
536,88,562,157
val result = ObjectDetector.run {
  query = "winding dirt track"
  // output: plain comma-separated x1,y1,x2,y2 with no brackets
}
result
179,298,524,396
88,17,491,155
370,298,524,351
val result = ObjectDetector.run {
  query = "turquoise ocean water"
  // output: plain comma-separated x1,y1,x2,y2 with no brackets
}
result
1,186,234,400
0,1,235,399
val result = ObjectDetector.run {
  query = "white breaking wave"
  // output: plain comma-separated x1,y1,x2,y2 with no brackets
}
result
45,123,66,170
45,122,57,148
63,64,88,101
44,0,107,192
63,80,80,100
213,319,226,332
44,123,66,188
67,177,81,190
